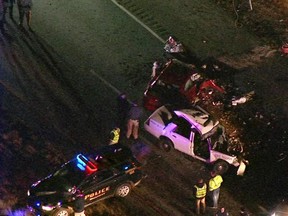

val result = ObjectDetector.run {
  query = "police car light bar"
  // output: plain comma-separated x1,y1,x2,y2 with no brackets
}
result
76,154,98,174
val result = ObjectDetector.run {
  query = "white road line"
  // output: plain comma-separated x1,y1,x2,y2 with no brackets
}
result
110,0,166,44
91,0,166,102
90,69,121,95
90,69,134,103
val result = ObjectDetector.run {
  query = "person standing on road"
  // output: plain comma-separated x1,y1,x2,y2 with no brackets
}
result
109,127,120,145
17,0,32,29
73,190,86,216
3,0,15,21
151,60,161,78
193,178,207,215
116,92,130,132
208,171,223,208
0,0,5,33
215,207,229,216
126,101,143,141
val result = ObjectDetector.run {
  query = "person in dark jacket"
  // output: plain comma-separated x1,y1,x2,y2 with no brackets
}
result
0,0,5,33
116,92,130,132
3,0,15,21
74,190,85,216
126,101,143,140
17,0,32,29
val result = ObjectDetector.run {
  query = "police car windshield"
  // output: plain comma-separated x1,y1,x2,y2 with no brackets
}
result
53,160,88,188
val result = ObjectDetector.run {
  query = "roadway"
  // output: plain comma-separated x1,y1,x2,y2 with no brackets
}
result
1,0,285,215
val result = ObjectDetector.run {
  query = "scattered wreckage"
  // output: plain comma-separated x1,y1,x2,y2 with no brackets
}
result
144,58,254,112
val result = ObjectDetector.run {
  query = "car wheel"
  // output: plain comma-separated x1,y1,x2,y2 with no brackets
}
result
52,208,71,216
213,161,229,175
159,139,173,152
115,183,131,197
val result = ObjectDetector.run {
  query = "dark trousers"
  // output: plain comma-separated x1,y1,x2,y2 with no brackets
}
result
3,5,13,21
0,13,4,33
18,5,31,26
209,188,220,208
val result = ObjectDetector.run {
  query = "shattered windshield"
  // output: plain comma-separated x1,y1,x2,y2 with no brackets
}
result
204,125,229,153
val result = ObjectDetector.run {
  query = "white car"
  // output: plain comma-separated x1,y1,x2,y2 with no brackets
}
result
144,105,247,175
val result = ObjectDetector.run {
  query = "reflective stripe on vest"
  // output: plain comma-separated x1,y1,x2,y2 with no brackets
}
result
194,183,207,198
111,129,120,144
209,175,223,191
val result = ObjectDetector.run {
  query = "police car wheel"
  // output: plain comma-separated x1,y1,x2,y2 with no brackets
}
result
213,161,229,175
115,183,131,197
52,207,70,216
159,139,173,152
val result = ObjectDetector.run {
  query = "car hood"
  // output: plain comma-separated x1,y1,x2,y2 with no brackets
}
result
28,176,75,208
29,174,74,196
28,191,71,205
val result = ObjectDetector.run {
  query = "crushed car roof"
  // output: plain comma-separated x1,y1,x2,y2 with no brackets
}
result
152,105,219,136
174,106,219,135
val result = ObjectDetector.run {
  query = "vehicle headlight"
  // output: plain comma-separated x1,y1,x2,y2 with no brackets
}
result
42,204,57,211
41,202,61,212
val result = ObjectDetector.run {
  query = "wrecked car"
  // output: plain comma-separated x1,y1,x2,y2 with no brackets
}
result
143,59,226,112
144,104,248,175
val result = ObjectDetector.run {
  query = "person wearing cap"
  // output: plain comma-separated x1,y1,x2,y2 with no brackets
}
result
208,171,223,208
126,101,143,141
193,178,207,215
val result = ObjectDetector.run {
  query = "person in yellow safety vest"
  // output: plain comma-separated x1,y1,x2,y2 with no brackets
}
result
109,127,120,145
208,171,223,208
193,178,207,215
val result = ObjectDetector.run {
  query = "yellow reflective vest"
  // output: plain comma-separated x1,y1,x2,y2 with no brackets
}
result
209,175,223,191
110,128,120,144
194,183,207,198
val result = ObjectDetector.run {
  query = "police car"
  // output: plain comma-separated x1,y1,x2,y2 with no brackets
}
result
144,105,247,175
27,144,143,216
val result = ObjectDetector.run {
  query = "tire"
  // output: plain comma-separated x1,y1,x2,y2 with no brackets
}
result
159,139,173,152
52,208,71,216
213,161,229,175
115,183,131,197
